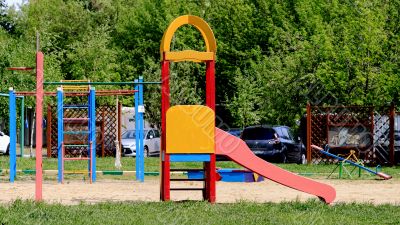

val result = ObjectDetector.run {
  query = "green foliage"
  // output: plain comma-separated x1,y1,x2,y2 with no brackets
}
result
1,0,400,128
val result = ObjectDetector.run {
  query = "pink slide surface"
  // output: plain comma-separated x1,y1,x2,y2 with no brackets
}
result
215,128,336,204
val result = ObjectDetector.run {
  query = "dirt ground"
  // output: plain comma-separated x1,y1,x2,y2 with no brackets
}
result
1,178,399,205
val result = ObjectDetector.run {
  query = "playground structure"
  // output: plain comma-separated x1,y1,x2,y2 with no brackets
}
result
56,86,96,183
311,145,392,180
306,104,399,165
160,15,336,204
3,48,159,200
3,15,337,204
3,79,149,183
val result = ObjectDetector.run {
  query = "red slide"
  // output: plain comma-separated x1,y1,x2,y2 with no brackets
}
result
215,128,336,204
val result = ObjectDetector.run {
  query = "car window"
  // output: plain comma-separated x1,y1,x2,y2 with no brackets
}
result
288,129,295,141
147,130,154,139
275,128,283,138
122,131,136,139
280,128,290,140
241,127,275,140
154,130,160,138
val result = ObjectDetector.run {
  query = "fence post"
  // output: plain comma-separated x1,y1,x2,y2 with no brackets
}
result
20,97,24,157
389,103,395,165
306,102,312,164
46,104,52,157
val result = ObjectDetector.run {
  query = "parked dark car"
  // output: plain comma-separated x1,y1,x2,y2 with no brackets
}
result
241,125,306,164
227,128,242,137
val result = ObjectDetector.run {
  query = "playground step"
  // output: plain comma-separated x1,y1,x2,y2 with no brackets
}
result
170,188,205,191
63,157,90,161
63,105,89,109
64,145,89,148
63,131,90,135
170,178,205,181
63,118,89,122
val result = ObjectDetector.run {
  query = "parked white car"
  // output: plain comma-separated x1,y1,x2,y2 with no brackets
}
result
0,131,10,155
122,129,161,157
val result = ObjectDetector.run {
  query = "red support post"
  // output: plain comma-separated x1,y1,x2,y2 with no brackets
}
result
161,59,170,201
35,52,44,201
205,60,216,203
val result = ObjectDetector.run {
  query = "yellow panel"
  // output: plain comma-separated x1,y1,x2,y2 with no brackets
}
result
165,50,214,62
160,15,217,60
166,105,215,153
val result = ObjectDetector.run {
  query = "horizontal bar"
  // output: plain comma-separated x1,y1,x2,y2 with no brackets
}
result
64,145,89,147
6,67,34,71
169,154,211,162
0,93,24,98
170,168,204,172
170,188,205,191
170,178,205,181
64,170,90,174
63,131,89,134
64,105,88,108
64,157,90,161
64,118,89,122
44,81,161,85
102,171,123,175
0,169,187,175
15,90,137,96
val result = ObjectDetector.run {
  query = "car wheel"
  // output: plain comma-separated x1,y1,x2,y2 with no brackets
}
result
144,146,149,157
5,144,10,155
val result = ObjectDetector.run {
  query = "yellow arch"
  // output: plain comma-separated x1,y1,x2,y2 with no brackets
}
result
160,15,217,62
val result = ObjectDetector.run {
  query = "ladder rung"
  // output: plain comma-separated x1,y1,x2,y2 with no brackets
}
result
63,105,89,109
64,157,90,161
170,188,205,191
170,178,205,181
170,169,204,172
64,118,89,122
64,131,90,135
64,145,89,148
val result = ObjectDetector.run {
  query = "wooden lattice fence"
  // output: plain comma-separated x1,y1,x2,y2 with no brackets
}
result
47,104,121,157
306,104,396,165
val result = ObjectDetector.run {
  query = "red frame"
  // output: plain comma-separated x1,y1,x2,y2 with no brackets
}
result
160,58,216,203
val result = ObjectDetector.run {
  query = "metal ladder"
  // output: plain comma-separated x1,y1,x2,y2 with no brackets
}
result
57,87,96,183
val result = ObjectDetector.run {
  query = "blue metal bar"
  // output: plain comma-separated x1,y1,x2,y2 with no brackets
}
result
57,88,64,183
138,76,144,182
9,89,16,182
89,87,96,182
134,79,140,181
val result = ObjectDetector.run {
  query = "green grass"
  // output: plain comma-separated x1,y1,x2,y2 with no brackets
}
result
0,200,399,225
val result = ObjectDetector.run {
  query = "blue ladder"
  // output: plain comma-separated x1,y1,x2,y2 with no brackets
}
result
57,87,96,183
